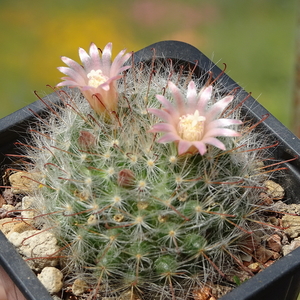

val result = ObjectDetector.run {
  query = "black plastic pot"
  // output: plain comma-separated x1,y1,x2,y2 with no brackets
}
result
1,40,300,300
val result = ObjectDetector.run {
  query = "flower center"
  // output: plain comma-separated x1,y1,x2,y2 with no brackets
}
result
87,69,108,88
178,110,206,141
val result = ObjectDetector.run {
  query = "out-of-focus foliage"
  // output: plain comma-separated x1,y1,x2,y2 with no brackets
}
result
0,0,297,129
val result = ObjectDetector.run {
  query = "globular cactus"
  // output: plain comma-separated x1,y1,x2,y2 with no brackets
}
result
21,43,281,299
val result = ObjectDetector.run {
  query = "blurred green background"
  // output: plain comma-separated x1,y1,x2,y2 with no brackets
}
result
0,0,298,131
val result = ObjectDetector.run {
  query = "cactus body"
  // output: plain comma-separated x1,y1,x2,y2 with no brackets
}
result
25,59,277,299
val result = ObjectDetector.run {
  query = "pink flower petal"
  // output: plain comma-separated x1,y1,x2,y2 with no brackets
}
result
205,95,234,122
80,85,94,91
101,42,113,74
168,81,186,114
203,128,241,138
196,85,213,115
97,74,123,90
201,137,226,151
206,118,242,131
150,123,176,133
57,67,86,85
89,43,102,70
79,47,92,71
98,82,110,91
186,81,197,110
56,80,79,87
192,141,207,155
156,95,180,119
148,108,175,124
157,133,179,143
115,64,131,76
60,57,86,77
57,66,73,76
178,140,193,155
111,50,132,75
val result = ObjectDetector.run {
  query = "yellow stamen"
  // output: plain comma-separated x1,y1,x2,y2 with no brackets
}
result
87,69,108,87
178,110,206,141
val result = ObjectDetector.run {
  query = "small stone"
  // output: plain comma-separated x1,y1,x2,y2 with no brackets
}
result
282,215,300,238
272,251,281,260
255,246,274,263
7,230,60,271
9,171,40,194
1,189,14,205
267,234,282,252
273,201,300,215
240,252,252,262
0,195,4,208
211,282,234,299
193,286,212,300
72,279,88,296
282,238,300,256
281,232,290,245
0,218,15,235
263,180,284,200
10,222,33,234
2,204,15,211
248,262,260,272
38,267,63,293
21,196,38,221
264,260,275,268
269,216,280,226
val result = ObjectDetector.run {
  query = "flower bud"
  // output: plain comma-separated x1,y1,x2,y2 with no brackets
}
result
78,131,96,149
117,169,135,188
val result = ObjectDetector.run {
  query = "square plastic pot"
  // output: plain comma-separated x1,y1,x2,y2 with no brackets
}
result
0,41,300,300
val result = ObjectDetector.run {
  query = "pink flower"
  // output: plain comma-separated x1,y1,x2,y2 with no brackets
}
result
57,43,132,115
148,81,242,155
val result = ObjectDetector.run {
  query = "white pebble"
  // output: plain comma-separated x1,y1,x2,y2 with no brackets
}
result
38,267,63,294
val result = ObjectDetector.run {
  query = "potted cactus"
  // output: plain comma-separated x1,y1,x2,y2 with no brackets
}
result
1,40,300,300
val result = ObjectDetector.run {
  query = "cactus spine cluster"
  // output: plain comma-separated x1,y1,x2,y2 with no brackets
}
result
23,45,278,299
